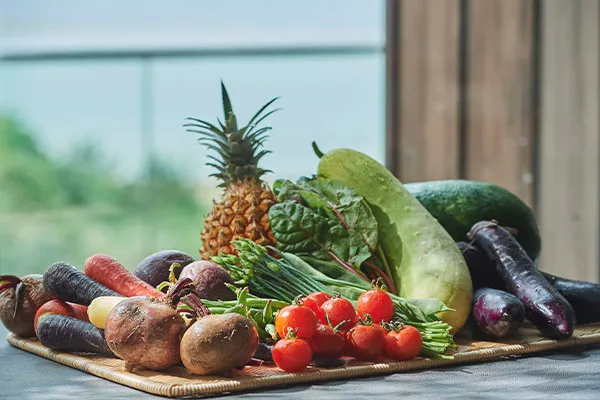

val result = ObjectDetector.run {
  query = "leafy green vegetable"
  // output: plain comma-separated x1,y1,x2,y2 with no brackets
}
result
269,177,379,269
270,177,398,293
179,285,288,342
269,202,371,269
212,239,455,358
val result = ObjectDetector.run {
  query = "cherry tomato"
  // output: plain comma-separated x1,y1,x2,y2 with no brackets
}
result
275,305,317,339
272,338,313,372
385,325,423,361
357,288,395,324
310,324,346,358
302,292,331,324
306,292,332,306
345,324,386,361
320,297,357,331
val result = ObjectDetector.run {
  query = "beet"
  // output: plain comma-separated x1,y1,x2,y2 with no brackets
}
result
0,274,56,337
179,261,235,300
135,250,195,287
104,278,195,371
180,313,259,376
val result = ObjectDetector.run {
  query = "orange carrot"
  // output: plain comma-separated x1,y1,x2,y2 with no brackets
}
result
84,254,163,298
33,299,88,334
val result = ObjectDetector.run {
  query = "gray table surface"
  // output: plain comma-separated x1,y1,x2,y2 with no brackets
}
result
3,324,600,400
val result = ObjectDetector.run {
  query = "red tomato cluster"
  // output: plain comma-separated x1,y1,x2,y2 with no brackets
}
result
272,289,423,372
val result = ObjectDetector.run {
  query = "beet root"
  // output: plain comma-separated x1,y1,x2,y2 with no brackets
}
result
180,313,259,376
179,261,235,301
0,274,56,337
103,278,197,371
104,296,185,371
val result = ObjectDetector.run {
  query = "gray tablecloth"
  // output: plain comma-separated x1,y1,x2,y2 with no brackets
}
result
2,324,600,400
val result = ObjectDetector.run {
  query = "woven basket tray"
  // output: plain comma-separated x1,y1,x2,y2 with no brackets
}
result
8,324,600,398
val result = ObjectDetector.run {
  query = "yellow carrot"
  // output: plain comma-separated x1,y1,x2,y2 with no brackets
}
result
88,296,125,329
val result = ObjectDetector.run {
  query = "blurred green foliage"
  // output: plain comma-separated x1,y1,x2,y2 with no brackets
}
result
0,115,208,275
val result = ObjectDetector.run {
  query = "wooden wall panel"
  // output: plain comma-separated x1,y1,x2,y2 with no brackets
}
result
465,0,535,206
389,0,461,182
538,0,600,281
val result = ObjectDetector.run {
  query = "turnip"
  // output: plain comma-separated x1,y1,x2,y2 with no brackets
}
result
0,274,55,337
179,260,235,300
180,297,259,376
104,278,196,371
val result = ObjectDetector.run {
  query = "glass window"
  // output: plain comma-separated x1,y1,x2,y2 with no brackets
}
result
0,1,385,275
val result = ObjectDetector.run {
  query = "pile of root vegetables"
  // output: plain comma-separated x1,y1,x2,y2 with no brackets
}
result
0,252,262,376
0,249,427,376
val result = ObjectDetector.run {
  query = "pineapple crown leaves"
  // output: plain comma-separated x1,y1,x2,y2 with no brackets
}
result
183,81,281,187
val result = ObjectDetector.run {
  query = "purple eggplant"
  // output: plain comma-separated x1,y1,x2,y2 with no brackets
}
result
467,221,575,339
459,240,600,325
457,241,501,290
541,272,600,324
473,288,525,339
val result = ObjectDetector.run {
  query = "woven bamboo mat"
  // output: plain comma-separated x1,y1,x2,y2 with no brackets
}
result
8,324,600,398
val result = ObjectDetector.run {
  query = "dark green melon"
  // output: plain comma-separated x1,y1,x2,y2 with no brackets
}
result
406,180,541,261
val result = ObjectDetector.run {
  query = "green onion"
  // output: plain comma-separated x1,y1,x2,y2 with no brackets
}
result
212,238,456,358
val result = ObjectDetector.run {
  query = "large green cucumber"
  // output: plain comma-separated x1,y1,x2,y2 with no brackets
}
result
405,180,541,261
318,149,472,333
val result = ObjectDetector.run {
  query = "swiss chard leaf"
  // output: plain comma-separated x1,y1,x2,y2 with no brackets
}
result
339,201,378,253
268,202,372,268
267,202,330,257
272,177,379,254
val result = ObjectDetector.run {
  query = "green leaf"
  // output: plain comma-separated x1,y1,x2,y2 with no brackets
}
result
220,81,234,124
268,201,372,269
328,223,372,268
299,256,371,288
246,97,280,127
296,178,358,207
392,297,453,323
340,201,378,253
268,202,330,256
271,177,379,264
405,298,454,316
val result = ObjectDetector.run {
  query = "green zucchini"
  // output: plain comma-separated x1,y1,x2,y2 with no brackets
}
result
317,149,472,332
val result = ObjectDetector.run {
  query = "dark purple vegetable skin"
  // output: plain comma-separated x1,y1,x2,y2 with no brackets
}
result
458,241,600,325
134,250,195,287
37,314,113,355
179,261,235,300
253,342,273,361
457,241,500,290
467,221,576,339
473,288,525,339
44,262,120,306
540,272,600,324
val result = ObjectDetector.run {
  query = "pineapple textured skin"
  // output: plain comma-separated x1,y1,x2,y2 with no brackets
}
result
201,179,277,258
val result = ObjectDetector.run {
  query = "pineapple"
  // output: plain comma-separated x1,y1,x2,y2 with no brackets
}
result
184,82,280,258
